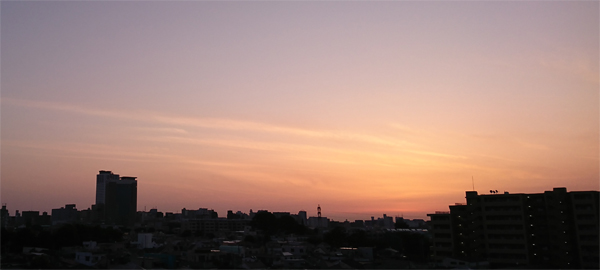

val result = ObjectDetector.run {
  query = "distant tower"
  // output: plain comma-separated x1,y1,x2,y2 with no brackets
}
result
317,204,321,218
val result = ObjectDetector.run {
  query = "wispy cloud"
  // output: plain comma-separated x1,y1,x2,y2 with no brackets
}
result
538,52,599,84
132,127,188,134
1,139,252,169
1,97,143,121
153,115,417,149
3,97,419,150
407,150,468,159
139,135,414,168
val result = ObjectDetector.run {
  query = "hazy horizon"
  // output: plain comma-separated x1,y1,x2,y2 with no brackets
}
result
1,1,598,221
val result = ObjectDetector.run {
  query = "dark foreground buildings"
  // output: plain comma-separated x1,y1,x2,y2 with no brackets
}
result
428,187,599,268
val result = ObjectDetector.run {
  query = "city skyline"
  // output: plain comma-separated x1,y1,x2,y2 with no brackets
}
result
1,2,598,221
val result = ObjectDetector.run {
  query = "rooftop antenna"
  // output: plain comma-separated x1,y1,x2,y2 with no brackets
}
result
472,176,475,191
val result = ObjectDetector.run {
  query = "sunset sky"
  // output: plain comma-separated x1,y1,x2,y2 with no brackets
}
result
1,1,598,221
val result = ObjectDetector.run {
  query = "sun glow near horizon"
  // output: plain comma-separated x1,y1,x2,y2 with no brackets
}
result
2,94,597,220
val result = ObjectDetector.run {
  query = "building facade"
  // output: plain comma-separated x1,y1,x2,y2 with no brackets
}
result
105,176,137,226
428,188,599,269
96,171,120,205
96,171,137,226
51,204,78,225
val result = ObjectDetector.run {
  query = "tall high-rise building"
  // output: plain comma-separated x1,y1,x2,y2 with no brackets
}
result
428,188,599,269
1,204,9,228
96,171,120,205
95,171,137,226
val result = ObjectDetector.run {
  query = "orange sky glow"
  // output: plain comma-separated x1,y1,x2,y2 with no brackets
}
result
1,2,598,221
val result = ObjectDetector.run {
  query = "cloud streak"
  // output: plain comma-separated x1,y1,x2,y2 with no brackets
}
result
2,97,440,155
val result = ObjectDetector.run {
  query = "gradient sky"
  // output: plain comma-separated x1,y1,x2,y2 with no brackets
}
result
1,1,598,221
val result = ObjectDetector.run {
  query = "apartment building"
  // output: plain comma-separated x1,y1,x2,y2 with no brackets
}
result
428,188,599,268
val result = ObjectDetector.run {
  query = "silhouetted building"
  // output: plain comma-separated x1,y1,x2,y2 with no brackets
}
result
307,217,329,229
298,210,307,224
14,210,21,226
104,176,137,226
182,208,218,219
225,210,249,220
40,211,51,225
406,218,427,228
1,204,9,228
380,214,394,229
293,210,307,226
141,208,164,222
96,170,120,205
227,210,241,219
428,188,599,269
308,205,328,229
95,171,137,226
78,207,94,223
51,204,78,225
352,220,364,228
21,211,39,227
90,203,105,223
235,210,249,219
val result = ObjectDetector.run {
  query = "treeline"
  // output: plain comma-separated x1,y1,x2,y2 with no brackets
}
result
249,211,308,235
246,212,429,262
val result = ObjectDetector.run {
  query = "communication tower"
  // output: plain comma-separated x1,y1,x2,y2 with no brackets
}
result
317,204,321,218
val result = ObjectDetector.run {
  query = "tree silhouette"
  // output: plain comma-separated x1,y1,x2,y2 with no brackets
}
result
250,211,278,234
323,226,347,247
395,219,410,229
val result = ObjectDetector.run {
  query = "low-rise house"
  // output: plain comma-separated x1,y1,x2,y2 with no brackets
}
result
282,242,307,257
75,251,106,267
